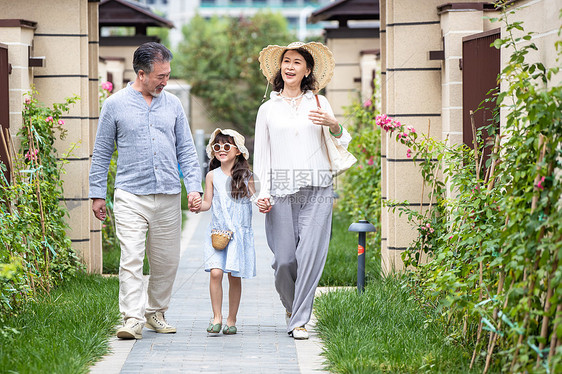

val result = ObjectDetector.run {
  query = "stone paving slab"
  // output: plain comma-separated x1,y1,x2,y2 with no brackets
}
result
90,207,328,374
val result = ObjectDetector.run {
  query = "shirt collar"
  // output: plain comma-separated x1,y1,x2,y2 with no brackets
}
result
127,81,164,103
271,90,314,101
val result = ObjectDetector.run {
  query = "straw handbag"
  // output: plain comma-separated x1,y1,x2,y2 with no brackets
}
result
211,229,233,250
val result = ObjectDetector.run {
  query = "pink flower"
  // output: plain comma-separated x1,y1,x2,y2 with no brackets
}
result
375,114,393,132
367,157,374,166
101,81,113,92
406,149,412,158
359,164,363,169
58,119,64,125
24,98,31,104
430,228,434,233
25,148,38,161
46,116,53,123
363,99,372,108
449,235,453,240
537,176,545,190
407,126,416,134
375,114,410,135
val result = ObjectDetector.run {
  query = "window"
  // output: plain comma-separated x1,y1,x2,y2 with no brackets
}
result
286,17,298,26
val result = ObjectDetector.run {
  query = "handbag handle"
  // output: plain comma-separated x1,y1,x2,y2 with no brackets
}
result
315,95,321,109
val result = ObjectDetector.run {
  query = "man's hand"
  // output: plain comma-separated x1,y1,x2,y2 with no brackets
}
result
187,191,202,212
256,198,272,214
92,198,107,221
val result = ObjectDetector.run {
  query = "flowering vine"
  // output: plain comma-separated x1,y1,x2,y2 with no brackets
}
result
0,88,81,322
376,8,562,372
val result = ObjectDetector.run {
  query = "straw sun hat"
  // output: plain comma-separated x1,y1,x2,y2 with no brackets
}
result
258,41,335,93
206,128,250,160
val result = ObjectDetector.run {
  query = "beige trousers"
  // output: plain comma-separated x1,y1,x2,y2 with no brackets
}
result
113,189,181,323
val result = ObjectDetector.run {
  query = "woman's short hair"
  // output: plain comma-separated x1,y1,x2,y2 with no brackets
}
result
273,47,318,92
133,42,173,74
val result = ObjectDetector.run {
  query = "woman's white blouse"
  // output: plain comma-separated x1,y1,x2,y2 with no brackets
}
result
253,90,351,199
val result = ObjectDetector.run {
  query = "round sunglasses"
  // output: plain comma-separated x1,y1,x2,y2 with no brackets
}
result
212,143,238,152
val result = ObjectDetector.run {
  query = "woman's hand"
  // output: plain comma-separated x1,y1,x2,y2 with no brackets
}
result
308,109,341,136
256,198,272,214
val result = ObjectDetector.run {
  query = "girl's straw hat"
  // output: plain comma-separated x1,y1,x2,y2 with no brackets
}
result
258,41,335,93
206,128,250,160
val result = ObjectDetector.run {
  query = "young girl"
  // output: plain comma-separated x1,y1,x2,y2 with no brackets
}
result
197,128,256,335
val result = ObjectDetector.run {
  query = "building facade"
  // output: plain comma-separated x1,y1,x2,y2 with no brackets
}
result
380,0,561,273
0,0,102,272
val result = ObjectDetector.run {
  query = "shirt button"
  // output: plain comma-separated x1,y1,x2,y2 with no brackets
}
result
154,152,156,155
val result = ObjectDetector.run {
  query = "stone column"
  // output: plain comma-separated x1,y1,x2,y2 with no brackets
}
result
380,0,443,273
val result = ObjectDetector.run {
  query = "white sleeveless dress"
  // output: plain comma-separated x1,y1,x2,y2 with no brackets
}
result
204,167,256,279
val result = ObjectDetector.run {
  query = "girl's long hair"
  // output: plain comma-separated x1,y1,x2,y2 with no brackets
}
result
209,133,252,199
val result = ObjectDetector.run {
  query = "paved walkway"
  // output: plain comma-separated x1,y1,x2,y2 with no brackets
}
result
91,207,328,374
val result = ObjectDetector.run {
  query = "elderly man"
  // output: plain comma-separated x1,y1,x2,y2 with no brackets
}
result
89,42,202,339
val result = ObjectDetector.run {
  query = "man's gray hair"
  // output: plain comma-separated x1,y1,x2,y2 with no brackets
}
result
133,42,173,74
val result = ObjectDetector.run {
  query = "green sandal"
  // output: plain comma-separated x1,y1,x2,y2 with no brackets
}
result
207,322,222,334
222,325,237,335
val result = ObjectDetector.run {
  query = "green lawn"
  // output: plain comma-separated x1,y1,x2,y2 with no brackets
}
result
315,280,489,374
316,210,493,373
321,209,380,286
0,273,120,373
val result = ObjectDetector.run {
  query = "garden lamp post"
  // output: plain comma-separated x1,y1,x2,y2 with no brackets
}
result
348,220,376,294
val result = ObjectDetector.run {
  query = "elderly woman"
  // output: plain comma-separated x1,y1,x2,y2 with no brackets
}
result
254,42,353,340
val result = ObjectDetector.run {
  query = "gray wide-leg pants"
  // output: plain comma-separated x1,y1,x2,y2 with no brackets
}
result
265,186,333,333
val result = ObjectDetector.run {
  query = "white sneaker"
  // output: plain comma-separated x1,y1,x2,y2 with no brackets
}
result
291,326,309,340
116,319,144,339
145,312,177,333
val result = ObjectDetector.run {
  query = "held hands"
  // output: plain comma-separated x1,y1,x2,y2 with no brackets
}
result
187,191,202,212
92,198,107,221
256,198,272,214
